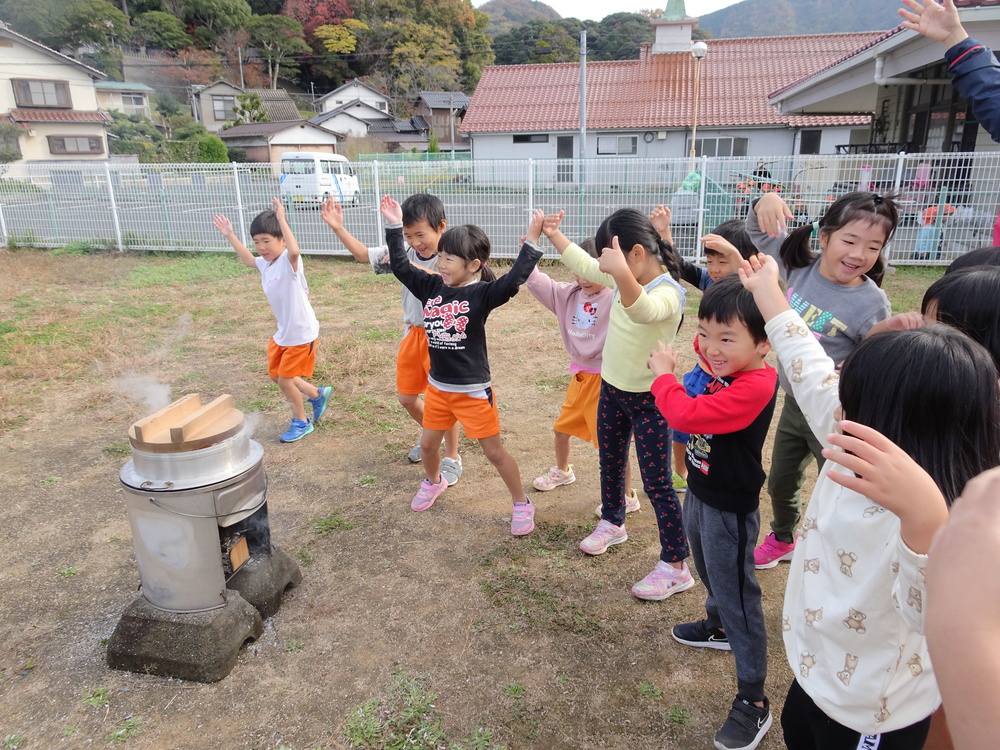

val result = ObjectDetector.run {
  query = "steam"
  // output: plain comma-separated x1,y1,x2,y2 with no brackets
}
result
116,373,171,414
153,313,192,359
243,411,262,440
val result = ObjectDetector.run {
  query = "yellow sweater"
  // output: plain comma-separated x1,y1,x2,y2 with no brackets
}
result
561,242,685,393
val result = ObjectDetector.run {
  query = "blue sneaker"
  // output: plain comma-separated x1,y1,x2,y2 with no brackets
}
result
309,386,332,422
279,418,314,443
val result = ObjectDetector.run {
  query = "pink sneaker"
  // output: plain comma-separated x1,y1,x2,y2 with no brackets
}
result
533,465,575,491
511,498,535,536
594,488,640,517
411,475,446,512
754,533,796,570
579,519,628,555
631,561,696,601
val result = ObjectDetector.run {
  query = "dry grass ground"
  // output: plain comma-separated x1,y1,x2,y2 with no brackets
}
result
0,248,942,750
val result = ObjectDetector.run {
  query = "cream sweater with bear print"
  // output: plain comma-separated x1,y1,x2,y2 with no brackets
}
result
766,308,938,735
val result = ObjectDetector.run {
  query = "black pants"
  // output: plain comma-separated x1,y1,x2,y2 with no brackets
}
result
781,679,931,750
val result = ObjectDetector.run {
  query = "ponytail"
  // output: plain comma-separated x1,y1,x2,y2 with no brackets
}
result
655,236,682,283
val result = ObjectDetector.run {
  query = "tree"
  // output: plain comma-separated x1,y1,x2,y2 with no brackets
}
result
153,47,224,86
247,14,310,88
281,0,351,39
198,134,229,161
0,122,23,167
529,24,577,63
131,11,192,50
590,13,653,61
426,129,439,153
313,19,368,54
182,0,252,32
53,0,131,50
227,92,270,126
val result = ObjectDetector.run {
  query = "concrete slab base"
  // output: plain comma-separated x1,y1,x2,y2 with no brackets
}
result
107,590,263,683
227,544,302,620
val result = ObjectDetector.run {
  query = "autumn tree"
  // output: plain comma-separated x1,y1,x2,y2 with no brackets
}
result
247,15,310,88
282,0,351,39
154,47,224,86
313,18,368,54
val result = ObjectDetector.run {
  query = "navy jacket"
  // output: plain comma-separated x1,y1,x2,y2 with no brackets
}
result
946,37,1000,143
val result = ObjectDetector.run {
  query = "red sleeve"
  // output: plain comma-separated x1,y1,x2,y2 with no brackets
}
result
651,366,777,435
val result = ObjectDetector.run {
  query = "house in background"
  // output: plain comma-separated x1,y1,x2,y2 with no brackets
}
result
191,81,301,131
0,21,110,162
216,119,343,166
95,81,155,118
767,0,1000,154
462,2,883,163
366,116,431,153
310,99,391,138
414,91,470,152
316,78,391,115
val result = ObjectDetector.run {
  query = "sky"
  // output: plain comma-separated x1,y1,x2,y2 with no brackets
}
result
472,0,744,24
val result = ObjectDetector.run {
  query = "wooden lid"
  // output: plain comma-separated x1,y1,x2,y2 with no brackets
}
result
128,394,244,453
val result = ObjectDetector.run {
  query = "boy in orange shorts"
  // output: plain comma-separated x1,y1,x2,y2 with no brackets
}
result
322,194,462,484
213,198,331,443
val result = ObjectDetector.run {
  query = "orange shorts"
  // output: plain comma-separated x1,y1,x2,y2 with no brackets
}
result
396,326,431,396
268,338,316,379
423,383,501,439
554,371,601,447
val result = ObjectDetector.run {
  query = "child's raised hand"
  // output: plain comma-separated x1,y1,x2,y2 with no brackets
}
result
598,236,630,278
541,211,564,238
526,209,544,244
823,420,948,553
899,0,967,48
650,205,672,234
212,214,234,238
701,233,740,258
270,197,286,221
380,195,402,224
738,253,780,292
647,340,679,378
756,192,794,237
321,197,344,230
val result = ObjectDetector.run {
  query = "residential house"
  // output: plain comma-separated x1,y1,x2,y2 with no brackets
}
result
413,91,470,152
191,81,301,131
366,116,431,153
316,78,391,115
216,120,343,166
0,21,110,162
95,81,155,119
461,3,884,164
310,99,391,138
767,1,1000,154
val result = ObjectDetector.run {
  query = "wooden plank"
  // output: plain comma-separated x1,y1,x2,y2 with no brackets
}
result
132,394,201,443
229,537,249,572
168,394,236,444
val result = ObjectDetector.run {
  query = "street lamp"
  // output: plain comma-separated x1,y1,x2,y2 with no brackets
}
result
689,41,708,173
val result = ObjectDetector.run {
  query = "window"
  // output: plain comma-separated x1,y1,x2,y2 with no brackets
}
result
375,101,387,111
799,130,822,155
122,93,145,107
281,158,315,175
597,135,637,155
12,79,71,108
47,135,104,155
687,136,749,158
212,95,236,121
513,134,549,144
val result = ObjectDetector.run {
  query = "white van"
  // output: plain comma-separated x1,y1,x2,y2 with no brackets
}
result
278,152,360,206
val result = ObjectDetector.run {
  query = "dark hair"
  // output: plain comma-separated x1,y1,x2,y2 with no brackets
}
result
839,325,1000,505
706,219,757,260
945,245,1000,274
438,224,495,282
778,191,899,287
698,275,767,343
595,208,681,282
921,266,1000,372
579,237,599,259
250,210,282,238
401,193,446,231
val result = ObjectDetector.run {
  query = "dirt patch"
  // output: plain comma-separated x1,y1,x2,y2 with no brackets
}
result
0,249,934,750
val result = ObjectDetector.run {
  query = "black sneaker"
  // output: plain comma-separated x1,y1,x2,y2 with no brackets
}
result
671,619,731,651
714,696,772,750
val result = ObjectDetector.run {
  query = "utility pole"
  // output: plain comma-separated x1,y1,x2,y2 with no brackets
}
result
238,47,245,90
579,30,587,161
449,92,455,157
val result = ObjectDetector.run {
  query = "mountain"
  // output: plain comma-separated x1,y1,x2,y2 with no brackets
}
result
696,0,903,38
478,0,562,36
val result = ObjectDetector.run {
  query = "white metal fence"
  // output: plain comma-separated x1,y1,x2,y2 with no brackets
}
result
2,152,997,265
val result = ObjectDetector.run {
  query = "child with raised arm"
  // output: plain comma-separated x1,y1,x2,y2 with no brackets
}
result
739,252,1000,750
542,208,692,601
321,196,462,484
213,199,331,443
746,191,893,570
380,196,543,535
649,274,778,750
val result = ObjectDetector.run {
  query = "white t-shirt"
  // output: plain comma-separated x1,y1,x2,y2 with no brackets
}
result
256,251,319,347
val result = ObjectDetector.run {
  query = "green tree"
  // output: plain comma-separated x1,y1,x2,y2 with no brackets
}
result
182,0,252,32
228,92,270,126
426,129,439,153
198,134,229,161
0,122,23,166
246,15,310,88
53,0,131,50
590,12,653,61
131,11,192,50
530,24,577,63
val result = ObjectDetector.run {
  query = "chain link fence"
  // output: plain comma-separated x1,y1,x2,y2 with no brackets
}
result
2,152,997,265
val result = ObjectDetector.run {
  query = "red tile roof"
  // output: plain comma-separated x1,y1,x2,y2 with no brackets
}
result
9,109,111,124
462,32,884,133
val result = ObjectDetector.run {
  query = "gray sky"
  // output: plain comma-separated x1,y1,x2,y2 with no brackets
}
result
473,0,744,24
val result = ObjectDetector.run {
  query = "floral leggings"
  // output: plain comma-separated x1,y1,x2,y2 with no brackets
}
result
597,380,687,563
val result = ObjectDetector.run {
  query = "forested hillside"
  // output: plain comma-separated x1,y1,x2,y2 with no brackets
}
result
697,0,904,37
